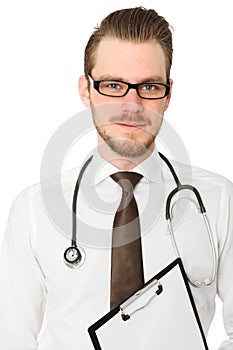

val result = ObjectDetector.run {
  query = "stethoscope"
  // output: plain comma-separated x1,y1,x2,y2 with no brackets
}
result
64,152,217,288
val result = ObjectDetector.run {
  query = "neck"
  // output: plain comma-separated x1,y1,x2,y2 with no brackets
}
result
97,141,155,171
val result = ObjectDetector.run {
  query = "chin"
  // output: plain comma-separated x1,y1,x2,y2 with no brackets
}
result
105,138,153,158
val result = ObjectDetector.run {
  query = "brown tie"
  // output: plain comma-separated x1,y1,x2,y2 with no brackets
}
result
110,172,144,309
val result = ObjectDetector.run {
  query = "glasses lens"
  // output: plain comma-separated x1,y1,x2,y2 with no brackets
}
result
138,83,167,99
99,81,128,96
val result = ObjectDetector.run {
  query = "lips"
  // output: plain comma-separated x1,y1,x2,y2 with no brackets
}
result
116,122,146,128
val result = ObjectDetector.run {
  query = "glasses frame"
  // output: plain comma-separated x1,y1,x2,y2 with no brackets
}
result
88,75,171,100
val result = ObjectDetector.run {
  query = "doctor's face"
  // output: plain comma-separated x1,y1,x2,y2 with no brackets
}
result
79,38,172,158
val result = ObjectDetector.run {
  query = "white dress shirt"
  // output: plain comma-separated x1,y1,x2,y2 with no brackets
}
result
0,148,233,350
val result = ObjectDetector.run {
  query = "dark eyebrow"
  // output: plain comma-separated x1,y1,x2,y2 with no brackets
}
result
93,75,125,81
140,76,166,84
92,74,166,84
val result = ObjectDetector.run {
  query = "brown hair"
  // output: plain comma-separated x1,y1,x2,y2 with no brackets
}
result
84,7,173,79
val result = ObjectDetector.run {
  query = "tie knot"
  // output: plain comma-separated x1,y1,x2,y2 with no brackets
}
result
111,172,143,192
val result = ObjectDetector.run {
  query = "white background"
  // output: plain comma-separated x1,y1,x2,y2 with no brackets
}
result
0,0,232,348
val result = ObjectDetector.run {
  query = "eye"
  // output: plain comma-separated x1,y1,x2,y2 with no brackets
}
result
101,81,123,90
141,84,160,91
108,83,121,89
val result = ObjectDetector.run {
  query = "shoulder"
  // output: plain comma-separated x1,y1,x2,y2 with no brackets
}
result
10,165,82,214
161,157,233,203
174,159,232,189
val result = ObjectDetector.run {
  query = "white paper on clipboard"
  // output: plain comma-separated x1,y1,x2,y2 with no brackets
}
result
88,258,209,350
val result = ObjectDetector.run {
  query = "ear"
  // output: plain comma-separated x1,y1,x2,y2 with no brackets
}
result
164,79,173,111
78,75,90,107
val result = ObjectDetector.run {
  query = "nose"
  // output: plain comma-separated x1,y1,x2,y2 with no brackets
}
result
121,88,144,113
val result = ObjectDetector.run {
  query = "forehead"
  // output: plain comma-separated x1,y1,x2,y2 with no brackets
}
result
92,38,167,82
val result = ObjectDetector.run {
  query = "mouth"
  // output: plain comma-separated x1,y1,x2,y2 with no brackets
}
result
115,122,146,131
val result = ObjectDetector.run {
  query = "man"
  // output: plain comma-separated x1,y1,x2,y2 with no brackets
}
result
0,6,233,350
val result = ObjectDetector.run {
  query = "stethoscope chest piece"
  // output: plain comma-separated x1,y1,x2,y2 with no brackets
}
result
64,246,86,269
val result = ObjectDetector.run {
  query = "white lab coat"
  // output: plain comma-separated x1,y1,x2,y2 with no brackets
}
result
0,149,233,349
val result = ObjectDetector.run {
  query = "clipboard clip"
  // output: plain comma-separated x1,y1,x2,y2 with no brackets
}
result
120,279,163,321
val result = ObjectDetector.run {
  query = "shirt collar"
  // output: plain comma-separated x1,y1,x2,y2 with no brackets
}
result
85,147,164,186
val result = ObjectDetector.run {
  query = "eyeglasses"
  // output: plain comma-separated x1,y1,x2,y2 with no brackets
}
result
88,75,170,100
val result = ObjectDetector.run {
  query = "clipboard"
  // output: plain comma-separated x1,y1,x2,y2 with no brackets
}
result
88,258,209,350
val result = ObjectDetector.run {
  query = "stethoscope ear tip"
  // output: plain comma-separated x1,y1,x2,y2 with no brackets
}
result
64,246,86,269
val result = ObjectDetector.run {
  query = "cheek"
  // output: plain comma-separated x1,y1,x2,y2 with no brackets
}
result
90,91,116,106
151,100,167,115
91,101,122,125
147,116,163,138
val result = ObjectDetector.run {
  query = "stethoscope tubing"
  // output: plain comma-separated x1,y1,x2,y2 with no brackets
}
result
71,155,93,246
64,152,217,288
